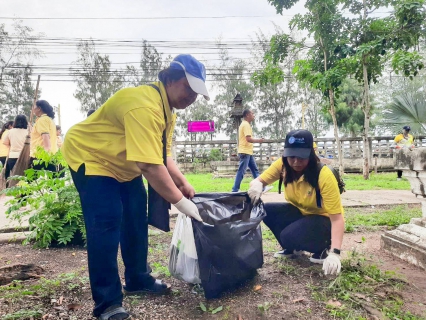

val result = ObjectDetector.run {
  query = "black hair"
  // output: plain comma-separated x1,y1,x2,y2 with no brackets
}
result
56,125,61,131
158,68,186,86
13,115,28,129
87,109,96,117
283,148,321,189
0,121,14,138
36,100,55,119
242,109,251,118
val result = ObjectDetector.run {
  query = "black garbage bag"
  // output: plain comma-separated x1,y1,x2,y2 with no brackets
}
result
191,192,266,299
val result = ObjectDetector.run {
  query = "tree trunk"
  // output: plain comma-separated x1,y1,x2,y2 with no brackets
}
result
329,89,344,175
362,57,371,179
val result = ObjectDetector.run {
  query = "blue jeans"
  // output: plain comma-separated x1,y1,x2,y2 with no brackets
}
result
70,165,154,317
232,153,260,192
263,203,331,254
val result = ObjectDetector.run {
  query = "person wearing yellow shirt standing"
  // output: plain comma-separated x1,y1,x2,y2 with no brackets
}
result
30,100,58,172
248,129,345,276
0,121,14,166
394,125,414,181
62,54,208,320
231,109,266,192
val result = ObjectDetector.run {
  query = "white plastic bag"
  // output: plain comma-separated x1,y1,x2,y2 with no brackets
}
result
168,213,201,284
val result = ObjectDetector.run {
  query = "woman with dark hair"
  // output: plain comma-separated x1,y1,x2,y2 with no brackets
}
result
30,100,58,172
3,115,28,179
248,129,345,276
0,121,14,166
62,54,209,320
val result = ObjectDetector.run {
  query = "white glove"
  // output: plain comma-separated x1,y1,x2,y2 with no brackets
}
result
173,196,203,222
248,179,263,204
322,252,341,275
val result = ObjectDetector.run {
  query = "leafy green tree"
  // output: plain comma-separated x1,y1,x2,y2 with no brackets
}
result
71,40,123,113
0,63,39,121
338,0,425,178
255,0,349,174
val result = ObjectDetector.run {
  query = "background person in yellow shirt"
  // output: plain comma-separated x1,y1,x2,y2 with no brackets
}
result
248,129,345,276
3,115,28,179
30,100,58,172
231,109,267,192
62,54,208,320
394,125,414,180
0,120,14,166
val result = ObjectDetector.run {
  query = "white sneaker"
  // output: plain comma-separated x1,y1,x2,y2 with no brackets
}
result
273,249,303,259
396,178,402,181
263,185,273,193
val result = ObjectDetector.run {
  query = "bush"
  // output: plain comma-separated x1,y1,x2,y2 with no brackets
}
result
2,148,85,248
208,148,225,162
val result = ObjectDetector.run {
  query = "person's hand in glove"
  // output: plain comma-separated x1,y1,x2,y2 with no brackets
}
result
322,251,341,275
248,179,263,204
173,196,203,222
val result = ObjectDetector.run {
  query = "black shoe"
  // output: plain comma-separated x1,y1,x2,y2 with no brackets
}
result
123,279,171,296
309,250,328,264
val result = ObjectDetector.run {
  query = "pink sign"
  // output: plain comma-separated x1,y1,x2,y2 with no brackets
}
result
187,120,215,133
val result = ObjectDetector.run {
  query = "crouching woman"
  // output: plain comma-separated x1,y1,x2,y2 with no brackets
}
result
248,129,344,275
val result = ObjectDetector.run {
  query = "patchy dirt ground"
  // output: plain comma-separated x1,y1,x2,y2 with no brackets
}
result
0,221,425,320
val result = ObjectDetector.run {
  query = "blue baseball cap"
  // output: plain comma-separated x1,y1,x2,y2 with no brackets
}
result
283,129,313,159
169,54,210,101
403,125,411,131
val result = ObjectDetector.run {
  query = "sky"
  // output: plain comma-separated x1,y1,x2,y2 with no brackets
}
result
1,0,307,133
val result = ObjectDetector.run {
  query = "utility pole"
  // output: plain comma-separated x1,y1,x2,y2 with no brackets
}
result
301,102,308,129
57,104,61,127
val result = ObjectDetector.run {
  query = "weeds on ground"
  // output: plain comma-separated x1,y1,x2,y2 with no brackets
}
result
310,250,422,319
2,309,43,320
345,205,422,232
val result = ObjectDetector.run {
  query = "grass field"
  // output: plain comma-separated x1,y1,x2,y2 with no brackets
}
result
184,172,410,193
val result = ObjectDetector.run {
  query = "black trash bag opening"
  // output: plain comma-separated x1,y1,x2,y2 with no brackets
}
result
191,192,266,299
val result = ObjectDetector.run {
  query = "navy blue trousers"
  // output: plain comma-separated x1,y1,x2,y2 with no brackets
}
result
232,153,260,192
263,202,331,254
70,165,154,316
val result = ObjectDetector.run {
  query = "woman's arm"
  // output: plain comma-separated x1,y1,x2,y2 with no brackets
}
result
41,133,51,152
329,213,345,250
166,156,195,198
3,134,10,146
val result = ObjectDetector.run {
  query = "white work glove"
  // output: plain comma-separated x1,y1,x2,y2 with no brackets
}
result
322,252,342,275
248,179,263,205
173,196,203,222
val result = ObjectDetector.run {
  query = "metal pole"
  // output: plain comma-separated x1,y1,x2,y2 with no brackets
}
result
57,104,61,127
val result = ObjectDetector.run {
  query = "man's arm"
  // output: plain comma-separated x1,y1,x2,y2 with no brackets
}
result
246,136,264,143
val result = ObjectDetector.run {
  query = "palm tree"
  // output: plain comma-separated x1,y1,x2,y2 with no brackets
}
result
382,92,426,135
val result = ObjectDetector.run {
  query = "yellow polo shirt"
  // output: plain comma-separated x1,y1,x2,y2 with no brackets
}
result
30,115,58,157
394,133,414,147
238,120,253,155
260,158,344,217
0,130,10,157
62,82,176,182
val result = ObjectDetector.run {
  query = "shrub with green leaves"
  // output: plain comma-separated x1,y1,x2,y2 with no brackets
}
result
3,148,85,248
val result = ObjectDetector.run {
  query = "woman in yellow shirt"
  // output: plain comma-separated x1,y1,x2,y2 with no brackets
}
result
248,129,345,276
62,54,209,320
0,121,14,166
30,100,58,172
3,115,28,179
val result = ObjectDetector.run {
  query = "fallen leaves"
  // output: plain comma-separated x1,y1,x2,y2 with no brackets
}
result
253,285,262,292
292,298,305,303
66,303,82,311
326,299,342,308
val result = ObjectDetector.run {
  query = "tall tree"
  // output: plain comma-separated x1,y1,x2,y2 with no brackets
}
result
254,0,349,174
339,0,425,178
0,64,39,121
71,40,123,113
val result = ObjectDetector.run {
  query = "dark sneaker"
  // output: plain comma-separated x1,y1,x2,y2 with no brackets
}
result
273,249,302,259
309,250,328,264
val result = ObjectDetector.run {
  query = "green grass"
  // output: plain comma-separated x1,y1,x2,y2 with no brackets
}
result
345,205,422,232
183,172,409,193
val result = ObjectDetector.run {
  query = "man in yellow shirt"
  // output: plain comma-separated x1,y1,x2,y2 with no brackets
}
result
62,54,208,320
232,109,265,192
394,125,414,180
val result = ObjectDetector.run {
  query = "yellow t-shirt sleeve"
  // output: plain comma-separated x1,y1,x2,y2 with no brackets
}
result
123,107,165,165
260,158,283,185
166,114,176,157
318,167,342,214
394,134,402,143
242,121,252,137
36,117,51,135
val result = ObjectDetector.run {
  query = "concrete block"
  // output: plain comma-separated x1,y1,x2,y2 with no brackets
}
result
410,218,426,227
403,171,425,196
394,148,414,170
412,148,426,171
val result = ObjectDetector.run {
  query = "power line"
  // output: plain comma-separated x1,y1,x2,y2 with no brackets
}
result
0,15,285,20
